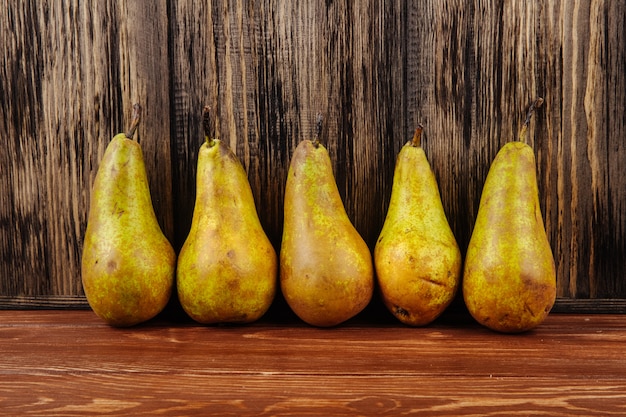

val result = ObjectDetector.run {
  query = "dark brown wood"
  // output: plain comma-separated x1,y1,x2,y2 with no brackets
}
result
166,0,626,305
0,2,173,298
1,1,626,308
169,0,406,251
1,310,625,416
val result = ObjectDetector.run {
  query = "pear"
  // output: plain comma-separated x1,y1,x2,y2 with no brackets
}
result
280,115,374,327
176,106,277,324
463,98,556,333
82,104,176,327
375,125,461,326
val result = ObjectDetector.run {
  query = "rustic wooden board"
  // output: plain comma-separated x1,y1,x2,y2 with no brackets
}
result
1,1,625,308
1,310,625,416
0,2,173,297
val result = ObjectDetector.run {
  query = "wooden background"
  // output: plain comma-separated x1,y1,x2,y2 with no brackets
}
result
1,1,625,312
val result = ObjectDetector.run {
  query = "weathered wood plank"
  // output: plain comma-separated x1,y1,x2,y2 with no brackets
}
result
556,1,626,298
1,0,625,307
0,2,173,297
170,0,406,250
0,311,625,416
404,0,626,300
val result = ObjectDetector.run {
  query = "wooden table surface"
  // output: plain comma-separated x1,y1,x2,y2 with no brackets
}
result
1,307,625,416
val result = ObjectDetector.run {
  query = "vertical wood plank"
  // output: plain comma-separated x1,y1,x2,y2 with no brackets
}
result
535,1,564,298
170,0,406,250
120,1,174,239
601,0,626,297
558,0,626,298
561,0,592,298
0,1,172,301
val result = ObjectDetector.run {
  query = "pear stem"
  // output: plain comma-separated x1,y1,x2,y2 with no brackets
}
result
203,105,216,146
518,97,544,143
312,112,323,148
411,124,424,147
124,103,141,139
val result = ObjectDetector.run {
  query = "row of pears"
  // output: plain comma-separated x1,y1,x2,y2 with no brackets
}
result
81,100,556,333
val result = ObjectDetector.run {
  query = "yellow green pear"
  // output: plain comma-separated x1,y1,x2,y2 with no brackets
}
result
463,98,556,333
375,125,461,326
280,116,374,327
176,106,277,324
82,104,176,327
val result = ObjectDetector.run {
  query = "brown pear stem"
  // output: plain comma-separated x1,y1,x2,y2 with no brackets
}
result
312,112,323,148
518,97,544,143
124,103,141,139
411,124,424,147
203,105,216,146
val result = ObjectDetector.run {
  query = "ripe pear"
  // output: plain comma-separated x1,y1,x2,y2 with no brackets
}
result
280,116,374,327
176,106,277,324
463,98,556,333
82,104,176,327
375,125,461,326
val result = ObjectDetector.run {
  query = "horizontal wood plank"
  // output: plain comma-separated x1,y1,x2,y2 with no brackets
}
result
3,296,626,314
2,374,625,416
0,311,625,415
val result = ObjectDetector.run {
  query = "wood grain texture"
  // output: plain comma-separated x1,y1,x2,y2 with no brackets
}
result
0,2,173,298
170,0,405,250
0,310,625,415
1,1,625,307
556,1,626,299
